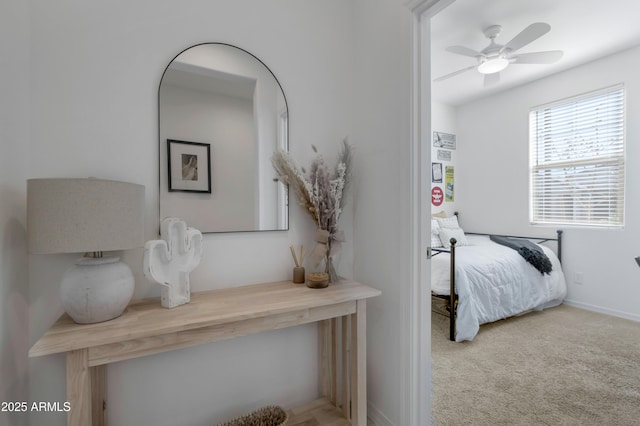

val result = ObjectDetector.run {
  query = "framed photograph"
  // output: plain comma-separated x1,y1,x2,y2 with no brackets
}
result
167,139,211,193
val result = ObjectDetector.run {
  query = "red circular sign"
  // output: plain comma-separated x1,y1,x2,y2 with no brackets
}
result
431,187,443,206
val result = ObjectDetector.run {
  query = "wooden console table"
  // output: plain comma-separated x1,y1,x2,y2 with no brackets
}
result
29,279,380,426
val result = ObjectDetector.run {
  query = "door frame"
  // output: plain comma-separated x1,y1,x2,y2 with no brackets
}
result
405,1,454,424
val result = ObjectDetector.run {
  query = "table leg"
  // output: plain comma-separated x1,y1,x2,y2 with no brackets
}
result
341,316,350,420
350,300,367,426
320,320,331,399
331,317,338,405
67,349,91,426
91,365,106,426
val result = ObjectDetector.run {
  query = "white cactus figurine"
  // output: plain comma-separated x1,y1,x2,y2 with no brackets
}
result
143,218,203,308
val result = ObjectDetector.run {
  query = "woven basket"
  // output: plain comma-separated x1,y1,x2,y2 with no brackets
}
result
214,405,288,426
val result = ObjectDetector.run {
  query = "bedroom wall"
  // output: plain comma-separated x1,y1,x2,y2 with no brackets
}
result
0,2,30,426
26,1,356,425
455,45,640,321
431,101,457,217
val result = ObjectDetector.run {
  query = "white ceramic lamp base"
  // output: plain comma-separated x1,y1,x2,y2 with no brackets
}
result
60,256,135,324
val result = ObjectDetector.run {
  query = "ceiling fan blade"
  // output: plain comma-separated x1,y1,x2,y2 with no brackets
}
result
483,72,500,87
511,50,563,64
433,65,477,82
501,22,551,54
446,45,483,58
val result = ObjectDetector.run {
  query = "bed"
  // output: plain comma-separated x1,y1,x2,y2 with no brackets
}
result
430,218,567,342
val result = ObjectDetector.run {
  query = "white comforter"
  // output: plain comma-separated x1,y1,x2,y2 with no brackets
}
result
431,234,566,342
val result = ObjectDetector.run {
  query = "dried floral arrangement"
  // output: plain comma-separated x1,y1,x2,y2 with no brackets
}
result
272,139,353,282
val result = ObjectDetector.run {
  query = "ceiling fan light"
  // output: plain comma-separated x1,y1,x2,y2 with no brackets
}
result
478,57,509,74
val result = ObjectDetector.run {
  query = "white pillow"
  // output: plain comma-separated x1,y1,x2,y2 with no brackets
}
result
432,219,441,234
437,215,460,229
438,227,468,248
431,219,443,248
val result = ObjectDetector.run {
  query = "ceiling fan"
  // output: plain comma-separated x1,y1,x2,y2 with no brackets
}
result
434,22,563,87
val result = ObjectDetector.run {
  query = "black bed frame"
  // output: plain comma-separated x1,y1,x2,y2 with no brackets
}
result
431,219,563,341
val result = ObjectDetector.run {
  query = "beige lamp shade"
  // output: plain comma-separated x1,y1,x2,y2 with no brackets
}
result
27,178,145,254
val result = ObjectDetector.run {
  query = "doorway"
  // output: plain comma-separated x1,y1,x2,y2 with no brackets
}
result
407,1,454,425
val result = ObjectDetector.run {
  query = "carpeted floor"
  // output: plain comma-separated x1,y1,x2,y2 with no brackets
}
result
432,303,640,425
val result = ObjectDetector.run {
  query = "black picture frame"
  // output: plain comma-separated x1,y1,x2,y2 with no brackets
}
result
167,139,212,193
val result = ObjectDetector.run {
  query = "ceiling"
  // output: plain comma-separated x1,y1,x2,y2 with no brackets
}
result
431,0,640,106
164,62,256,100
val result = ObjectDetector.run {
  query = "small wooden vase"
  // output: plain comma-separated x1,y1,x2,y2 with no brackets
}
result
293,266,305,284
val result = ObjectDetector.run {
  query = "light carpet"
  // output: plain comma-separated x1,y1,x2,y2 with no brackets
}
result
432,304,640,425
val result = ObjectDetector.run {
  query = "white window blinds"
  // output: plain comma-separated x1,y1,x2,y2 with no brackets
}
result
529,85,625,227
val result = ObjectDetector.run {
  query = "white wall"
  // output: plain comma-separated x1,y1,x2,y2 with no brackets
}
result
456,45,640,321
0,2,30,426
351,0,419,424
26,1,356,425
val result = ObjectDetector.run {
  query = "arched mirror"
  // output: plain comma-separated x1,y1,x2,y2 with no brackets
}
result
159,43,288,233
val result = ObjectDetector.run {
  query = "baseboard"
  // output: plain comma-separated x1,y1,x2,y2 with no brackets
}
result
563,299,640,322
368,401,394,426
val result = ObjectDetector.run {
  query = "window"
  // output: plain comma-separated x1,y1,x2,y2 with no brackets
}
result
529,85,625,227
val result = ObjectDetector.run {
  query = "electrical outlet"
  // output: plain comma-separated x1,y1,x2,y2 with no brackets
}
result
574,272,584,285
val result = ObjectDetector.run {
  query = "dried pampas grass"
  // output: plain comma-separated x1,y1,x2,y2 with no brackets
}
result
271,139,353,237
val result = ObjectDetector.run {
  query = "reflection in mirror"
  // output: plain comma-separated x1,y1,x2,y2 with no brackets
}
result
159,43,288,233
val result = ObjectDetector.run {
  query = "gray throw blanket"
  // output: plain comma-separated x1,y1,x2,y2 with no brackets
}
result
490,235,553,275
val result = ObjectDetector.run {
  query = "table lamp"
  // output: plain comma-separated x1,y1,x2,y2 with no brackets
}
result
27,178,145,324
